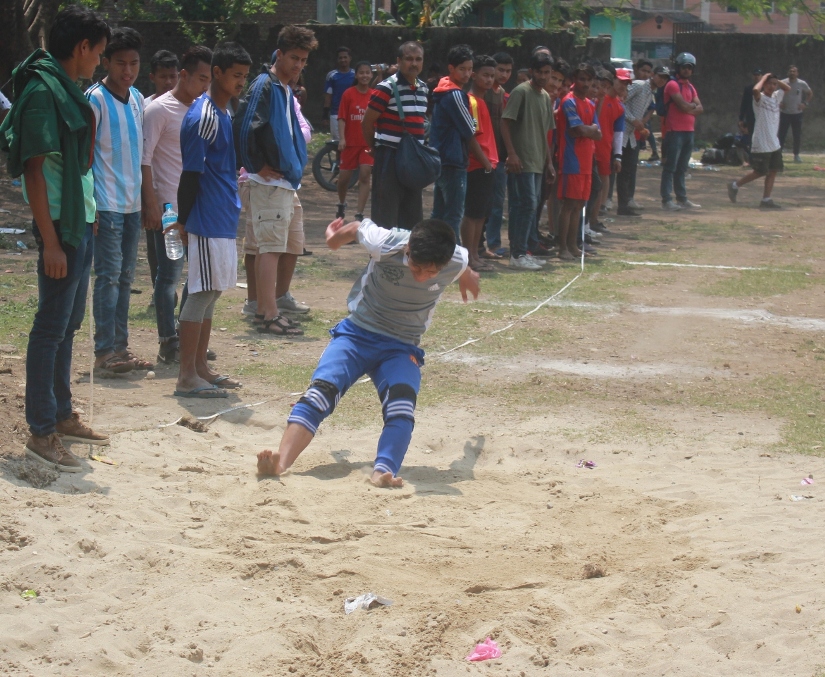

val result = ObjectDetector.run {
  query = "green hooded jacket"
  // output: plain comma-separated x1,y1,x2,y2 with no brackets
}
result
0,49,94,248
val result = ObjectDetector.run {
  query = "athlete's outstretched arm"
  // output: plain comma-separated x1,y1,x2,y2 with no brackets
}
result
326,217,361,250
458,267,480,303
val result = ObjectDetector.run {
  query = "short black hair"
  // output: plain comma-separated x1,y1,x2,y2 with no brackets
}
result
492,52,514,66
352,60,372,75
398,41,424,58
150,49,178,73
552,58,571,78
447,44,473,68
531,45,552,57
596,68,613,83
517,68,529,76
180,45,213,73
408,219,456,268
337,46,352,56
572,63,597,79
634,58,653,71
212,42,252,71
530,52,553,72
48,4,111,61
601,61,616,77
473,54,497,71
103,27,142,59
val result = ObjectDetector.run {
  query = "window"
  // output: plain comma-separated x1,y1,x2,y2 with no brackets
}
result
641,0,685,9
726,5,738,12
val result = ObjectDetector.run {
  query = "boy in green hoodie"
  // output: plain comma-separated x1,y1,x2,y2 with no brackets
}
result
0,5,112,472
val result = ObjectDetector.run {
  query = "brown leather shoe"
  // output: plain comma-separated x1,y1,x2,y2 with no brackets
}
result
55,413,110,446
25,433,82,473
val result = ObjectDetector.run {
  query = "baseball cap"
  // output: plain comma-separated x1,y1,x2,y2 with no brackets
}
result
653,65,670,76
616,68,633,82
752,67,763,75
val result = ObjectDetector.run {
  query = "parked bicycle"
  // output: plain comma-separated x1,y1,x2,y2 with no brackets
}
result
312,139,358,192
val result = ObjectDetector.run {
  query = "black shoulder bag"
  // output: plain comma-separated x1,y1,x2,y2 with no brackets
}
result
391,76,441,191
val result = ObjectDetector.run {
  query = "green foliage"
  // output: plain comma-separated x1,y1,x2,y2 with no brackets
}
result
394,0,479,27
336,0,371,25
499,33,523,48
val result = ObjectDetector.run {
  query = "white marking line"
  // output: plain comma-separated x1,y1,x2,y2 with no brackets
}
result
622,260,805,273
457,299,825,332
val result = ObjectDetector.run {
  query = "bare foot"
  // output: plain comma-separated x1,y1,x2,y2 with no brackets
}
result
176,374,214,392
257,449,282,476
370,470,403,488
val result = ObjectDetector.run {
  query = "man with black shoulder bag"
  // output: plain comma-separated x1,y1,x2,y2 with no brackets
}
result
362,41,435,230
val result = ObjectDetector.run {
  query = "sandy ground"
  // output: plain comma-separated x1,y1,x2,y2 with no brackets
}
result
1,158,825,676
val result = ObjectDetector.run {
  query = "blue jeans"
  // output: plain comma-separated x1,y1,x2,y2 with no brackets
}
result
431,166,467,243
660,131,694,203
26,221,94,436
288,318,424,476
484,160,508,250
93,211,141,357
507,172,542,258
151,228,185,342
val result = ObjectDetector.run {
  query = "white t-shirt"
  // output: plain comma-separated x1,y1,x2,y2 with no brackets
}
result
0,91,11,111
751,90,782,154
142,91,189,211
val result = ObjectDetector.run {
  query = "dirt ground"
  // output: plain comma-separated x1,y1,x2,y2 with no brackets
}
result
1,156,825,677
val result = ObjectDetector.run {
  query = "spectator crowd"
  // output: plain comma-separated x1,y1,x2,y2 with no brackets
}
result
0,4,814,474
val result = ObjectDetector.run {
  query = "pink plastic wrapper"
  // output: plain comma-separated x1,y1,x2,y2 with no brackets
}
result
466,637,502,662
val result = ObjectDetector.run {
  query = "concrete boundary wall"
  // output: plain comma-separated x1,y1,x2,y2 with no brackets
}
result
675,32,825,148
119,22,610,126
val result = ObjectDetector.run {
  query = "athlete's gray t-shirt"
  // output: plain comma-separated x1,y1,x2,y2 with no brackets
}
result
346,219,468,346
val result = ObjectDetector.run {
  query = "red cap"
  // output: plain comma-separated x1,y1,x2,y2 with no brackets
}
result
616,68,633,82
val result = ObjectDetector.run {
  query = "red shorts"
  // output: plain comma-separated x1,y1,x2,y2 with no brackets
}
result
340,145,374,171
557,173,592,201
595,148,612,177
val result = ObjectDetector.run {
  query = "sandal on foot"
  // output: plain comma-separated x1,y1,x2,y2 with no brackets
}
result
173,385,228,398
480,249,502,259
118,349,154,370
470,261,496,272
210,375,242,389
257,315,303,336
95,354,135,375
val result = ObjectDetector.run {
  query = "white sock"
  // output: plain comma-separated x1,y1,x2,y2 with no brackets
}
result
761,196,771,202
731,181,738,189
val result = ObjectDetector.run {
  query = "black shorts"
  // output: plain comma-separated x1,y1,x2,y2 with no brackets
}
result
750,149,783,175
464,168,495,219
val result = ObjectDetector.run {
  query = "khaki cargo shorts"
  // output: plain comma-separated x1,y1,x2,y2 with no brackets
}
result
248,181,304,255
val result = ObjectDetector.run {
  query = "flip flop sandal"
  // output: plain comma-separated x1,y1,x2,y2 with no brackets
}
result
480,250,502,260
95,354,135,375
470,262,496,272
118,350,154,370
210,375,242,389
253,313,301,326
257,315,304,336
173,385,228,398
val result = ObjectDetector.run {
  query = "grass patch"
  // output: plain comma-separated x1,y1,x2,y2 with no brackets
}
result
699,268,813,298
0,295,37,351
306,132,332,157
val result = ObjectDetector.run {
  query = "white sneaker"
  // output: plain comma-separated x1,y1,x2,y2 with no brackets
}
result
627,199,644,210
509,255,542,270
605,198,613,211
583,225,602,241
678,199,701,209
241,299,257,317
662,200,682,211
525,253,546,266
277,291,310,315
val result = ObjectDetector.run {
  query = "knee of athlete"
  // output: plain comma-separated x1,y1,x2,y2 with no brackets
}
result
382,383,417,423
288,379,341,434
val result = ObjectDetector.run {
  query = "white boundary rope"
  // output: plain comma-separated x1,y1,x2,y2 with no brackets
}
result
621,260,804,273
438,206,587,357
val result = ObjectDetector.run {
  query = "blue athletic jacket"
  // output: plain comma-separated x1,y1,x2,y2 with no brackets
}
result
233,72,306,189
428,76,476,169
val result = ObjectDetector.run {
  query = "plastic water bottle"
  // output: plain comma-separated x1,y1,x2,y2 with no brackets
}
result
162,203,183,260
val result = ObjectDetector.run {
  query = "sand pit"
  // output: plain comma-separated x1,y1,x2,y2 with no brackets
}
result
3,156,825,675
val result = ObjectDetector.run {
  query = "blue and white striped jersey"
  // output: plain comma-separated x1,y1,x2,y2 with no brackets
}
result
86,82,144,213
